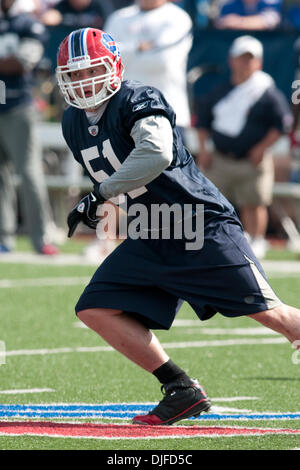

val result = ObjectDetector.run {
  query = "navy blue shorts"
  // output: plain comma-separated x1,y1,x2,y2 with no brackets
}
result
75,220,281,329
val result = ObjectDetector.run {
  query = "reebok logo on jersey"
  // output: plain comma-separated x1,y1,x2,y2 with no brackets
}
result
132,101,149,112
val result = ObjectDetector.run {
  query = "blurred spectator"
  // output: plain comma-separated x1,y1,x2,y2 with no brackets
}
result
215,0,282,30
290,38,300,133
110,0,134,9
286,1,300,29
195,36,292,259
105,0,193,140
35,0,62,17
0,0,59,254
41,0,112,28
288,37,300,182
1,0,40,15
174,0,211,28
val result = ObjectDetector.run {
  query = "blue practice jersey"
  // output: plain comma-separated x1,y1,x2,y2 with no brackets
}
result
62,80,238,226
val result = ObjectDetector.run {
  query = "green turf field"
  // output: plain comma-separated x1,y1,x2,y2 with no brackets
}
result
0,239,300,451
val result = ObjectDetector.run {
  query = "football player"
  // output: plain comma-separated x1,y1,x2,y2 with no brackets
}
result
56,28,300,425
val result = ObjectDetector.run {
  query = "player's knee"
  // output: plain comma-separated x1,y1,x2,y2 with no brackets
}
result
77,307,123,325
248,303,288,328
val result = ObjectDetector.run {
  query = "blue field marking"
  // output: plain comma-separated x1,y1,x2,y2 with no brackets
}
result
0,404,300,420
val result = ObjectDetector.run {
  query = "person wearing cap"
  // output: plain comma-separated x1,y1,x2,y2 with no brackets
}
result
196,35,292,259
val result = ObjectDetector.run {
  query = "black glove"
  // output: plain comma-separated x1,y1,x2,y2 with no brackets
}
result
67,184,105,238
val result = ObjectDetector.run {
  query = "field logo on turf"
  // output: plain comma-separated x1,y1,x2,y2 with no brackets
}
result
0,341,6,366
291,340,300,365
0,81,6,104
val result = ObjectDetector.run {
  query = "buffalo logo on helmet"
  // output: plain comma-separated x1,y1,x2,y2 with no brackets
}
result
101,32,120,59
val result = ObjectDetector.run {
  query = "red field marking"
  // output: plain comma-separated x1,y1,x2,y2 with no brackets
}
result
0,421,300,439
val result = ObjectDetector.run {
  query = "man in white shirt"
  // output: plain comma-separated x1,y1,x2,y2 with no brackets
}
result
104,0,193,141
196,36,292,259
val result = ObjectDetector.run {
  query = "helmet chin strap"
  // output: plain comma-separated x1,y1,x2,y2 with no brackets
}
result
73,84,109,109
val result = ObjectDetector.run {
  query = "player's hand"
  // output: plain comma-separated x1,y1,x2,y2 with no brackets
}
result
67,185,105,237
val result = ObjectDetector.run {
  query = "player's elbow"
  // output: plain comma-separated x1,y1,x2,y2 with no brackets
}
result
159,148,173,170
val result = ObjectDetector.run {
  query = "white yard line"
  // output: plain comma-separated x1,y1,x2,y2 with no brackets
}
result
0,388,55,395
4,337,287,358
1,253,300,273
0,257,300,290
0,277,90,288
73,320,278,336
0,252,100,266
262,260,300,274
212,397,259,402
187,327,279,336
161,338,288,348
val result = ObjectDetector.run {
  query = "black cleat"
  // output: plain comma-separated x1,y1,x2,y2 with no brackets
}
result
132,378,211,425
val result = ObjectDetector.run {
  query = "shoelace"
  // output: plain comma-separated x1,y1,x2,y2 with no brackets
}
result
161,380,197,396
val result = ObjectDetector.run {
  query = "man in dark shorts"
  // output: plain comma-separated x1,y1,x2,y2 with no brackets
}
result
56,27,300,426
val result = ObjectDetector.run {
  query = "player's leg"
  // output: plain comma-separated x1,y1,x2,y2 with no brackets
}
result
77,306,211,425
248,303,300,347
77,307,169,372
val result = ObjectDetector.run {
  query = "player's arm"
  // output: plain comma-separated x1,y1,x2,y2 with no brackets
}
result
97,115,174,200
67,115,173,237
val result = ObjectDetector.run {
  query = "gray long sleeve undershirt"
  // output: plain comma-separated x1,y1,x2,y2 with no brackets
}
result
99,115,174,200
